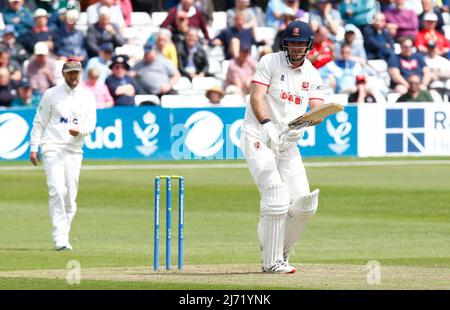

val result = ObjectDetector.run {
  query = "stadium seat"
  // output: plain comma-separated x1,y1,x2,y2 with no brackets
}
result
161,95,208,108
114,44,144,66
328,93,349,106
220,94,246,107
430,89,443,103
387,93,401,104
135,95,161,106
254,27,277,46
130,12,152,27
173,77,193,95
192,77,223,94
212,12,227,30
151,12,168,27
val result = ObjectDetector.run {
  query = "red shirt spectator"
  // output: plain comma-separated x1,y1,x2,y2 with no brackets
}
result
161,0,210,41
414,13,450,56
307,26,334,69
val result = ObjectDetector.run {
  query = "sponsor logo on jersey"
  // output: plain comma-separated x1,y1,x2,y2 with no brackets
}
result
280,91,302,105
60,117,78,124
302,82,309,90
280,75,285,81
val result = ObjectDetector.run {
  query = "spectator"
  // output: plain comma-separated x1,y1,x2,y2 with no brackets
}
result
153,29,178,68
309,0,344,39
161,0,210,41
86,0,125,32
53,9,88,63
424,40,450,96
84,42,114,83
419,0,445,34
0,67,16,108
0,46,21,81
227,0,261,29
1,0,34,36
224,43,256,96
0,25,28,65
205,85,225,104
334,27,366,65
119,0,133,27
171,9,190,47
362,12,396,61
388,37,431,94
265,0,287,28
48,7,67,32
320,43,362,93
19,8,54,55
385,0,418,40
397,74,434,102
284,0,308,22
27,41,57,95
83,67,114,109
340,0,377,29
195,0,214,26
307,26,334,69
348,75,377,104
177,28,209,80
415,12,450,56
212,12,258,60
86,5,125,58
11,77,40,108
132,43,181,96
105,55,141,106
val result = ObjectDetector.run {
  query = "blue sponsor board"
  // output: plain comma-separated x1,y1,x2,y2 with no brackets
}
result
0,106,357,161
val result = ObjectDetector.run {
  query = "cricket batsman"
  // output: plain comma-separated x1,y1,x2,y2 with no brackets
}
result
29,60,97,251
241,20,323,273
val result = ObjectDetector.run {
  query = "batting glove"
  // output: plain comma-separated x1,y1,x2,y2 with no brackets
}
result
261,121,279,150
279,129,304,152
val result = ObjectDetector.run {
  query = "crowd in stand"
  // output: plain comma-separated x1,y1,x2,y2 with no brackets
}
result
0,0,449,110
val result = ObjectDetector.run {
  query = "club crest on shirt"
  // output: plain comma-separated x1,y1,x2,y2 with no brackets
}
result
254,141,261,150
302,82,309,90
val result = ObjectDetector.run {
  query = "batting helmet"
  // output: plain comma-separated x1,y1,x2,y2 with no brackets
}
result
282,20,314,65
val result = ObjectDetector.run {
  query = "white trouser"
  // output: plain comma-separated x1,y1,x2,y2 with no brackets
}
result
242,130,311,264
241,130,310,199
43,149,82,247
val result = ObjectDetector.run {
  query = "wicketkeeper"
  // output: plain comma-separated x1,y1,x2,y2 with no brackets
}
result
241,20,323,273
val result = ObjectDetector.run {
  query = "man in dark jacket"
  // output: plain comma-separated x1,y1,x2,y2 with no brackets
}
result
177,28,209,80
362,12,396,61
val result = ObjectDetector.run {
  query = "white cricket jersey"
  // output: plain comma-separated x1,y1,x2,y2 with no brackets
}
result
243,52,324,133
30,82,97,154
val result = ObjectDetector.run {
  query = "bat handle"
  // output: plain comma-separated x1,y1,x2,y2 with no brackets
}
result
279,127,291,138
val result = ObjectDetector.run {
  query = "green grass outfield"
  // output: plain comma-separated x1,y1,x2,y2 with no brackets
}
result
0,157,449,290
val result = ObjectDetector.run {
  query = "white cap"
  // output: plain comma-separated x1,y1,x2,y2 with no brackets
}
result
34,42,49,55
423,12,438,22
34,8,48,19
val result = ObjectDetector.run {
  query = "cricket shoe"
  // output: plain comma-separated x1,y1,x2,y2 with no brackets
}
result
55,244,73,251
262,259,296,274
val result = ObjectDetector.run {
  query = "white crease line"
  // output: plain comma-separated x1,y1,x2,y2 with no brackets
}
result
1,160,450,171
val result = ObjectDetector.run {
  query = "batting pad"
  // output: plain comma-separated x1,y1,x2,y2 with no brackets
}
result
284,189,319,255
259,183,290,269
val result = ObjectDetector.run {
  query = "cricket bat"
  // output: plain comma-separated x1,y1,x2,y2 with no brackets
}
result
279,103,344,136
